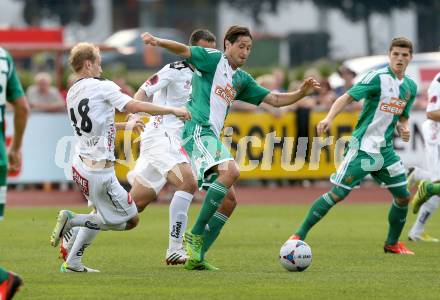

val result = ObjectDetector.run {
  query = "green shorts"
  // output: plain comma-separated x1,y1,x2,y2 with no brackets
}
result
330,148,409,198
182,121,233,189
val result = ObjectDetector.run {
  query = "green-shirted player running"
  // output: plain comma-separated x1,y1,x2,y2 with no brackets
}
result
287,37,417,255
141,25,320,269
0,47,29,299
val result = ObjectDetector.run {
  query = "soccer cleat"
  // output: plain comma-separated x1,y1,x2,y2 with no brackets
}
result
384,242,415,255
165,247,188,265
60,262,100,273
408,232,439,242
288,234,301,241
183,259,218,271
184,231,204,262
0,272,23,300
412,180,431,214
50,210,75,247
406,167,418,190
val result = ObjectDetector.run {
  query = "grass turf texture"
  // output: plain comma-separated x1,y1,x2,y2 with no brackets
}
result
1,204,440,299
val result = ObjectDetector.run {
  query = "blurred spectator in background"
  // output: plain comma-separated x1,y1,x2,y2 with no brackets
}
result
26,72,65,112
114,76,135,97
334,65,356,97
314,79,336,111
60,73,78,100
272,68,287,92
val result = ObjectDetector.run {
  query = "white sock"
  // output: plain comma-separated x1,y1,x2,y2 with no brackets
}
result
69,213,127,231
412,166,432,182
169,190,193,250
63,227,80,252
66,227,99,267
409,195,440,236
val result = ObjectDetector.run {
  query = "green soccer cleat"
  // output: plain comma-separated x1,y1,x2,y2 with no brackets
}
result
412,180,431,214
184,259,219,271
50,210,75,247
184,231,204,262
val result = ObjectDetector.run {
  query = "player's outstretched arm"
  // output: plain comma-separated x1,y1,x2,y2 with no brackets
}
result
124,100,191,121
141,32,191,58
263,77,320,107
317,93,353,135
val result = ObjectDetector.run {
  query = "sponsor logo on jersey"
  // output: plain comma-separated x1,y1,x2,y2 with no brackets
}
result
215,83,236,105
379,97,407,115
72,167,89,196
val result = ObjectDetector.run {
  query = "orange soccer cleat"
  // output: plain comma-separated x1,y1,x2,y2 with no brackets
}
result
384,242,415,255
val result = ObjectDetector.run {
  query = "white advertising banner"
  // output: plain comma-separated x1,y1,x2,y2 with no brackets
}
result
4,111,429,183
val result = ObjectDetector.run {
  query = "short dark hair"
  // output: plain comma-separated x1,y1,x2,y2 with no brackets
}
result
389,37,413,54
223,25,252,50
189,29,216,46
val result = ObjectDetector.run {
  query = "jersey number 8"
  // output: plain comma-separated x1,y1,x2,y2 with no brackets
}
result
69,98,92,136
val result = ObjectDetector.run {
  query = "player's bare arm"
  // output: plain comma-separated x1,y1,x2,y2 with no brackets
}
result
263,77,320,107
141,32,191,58
124,100,191,121
396,116,410,142
317,93,353,135
8,96,30,172
427,109,440,122
133,89,152,103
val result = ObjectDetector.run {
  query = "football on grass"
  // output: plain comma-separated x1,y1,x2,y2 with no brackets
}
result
279,240,312,272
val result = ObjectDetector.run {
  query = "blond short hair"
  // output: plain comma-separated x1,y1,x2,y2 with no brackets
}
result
69,42,100,73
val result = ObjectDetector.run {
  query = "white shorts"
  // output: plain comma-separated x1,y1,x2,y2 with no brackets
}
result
127,132,189,194
72,155,137,225
422,121,440,180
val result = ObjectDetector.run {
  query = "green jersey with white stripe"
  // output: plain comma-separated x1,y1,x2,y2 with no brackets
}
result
0,47,25,165
186,46,270,137
347,66,417,154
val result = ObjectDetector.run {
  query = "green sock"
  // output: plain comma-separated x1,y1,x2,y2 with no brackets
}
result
202,211,228,253
191,181,228,235
386,200,408,245
0,267,10,283
427,182,440,196
295,193,336,240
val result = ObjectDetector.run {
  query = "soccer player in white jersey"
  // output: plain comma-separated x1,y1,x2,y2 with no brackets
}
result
407,72,440,242
141,25,320,269
127,29,228,266
49,42,191,272
287,37,417,255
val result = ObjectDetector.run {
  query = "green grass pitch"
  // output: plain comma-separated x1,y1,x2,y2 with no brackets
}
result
1,204,440,299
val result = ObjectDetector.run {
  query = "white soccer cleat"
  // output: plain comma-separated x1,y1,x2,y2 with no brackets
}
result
50,210,75,247
165,247,188,265
60,262,100,273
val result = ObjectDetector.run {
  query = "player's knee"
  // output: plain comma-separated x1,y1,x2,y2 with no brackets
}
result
395,196,410,206
220,164,240,183
177,178,198,194
126,215,139,230
330,185,350,202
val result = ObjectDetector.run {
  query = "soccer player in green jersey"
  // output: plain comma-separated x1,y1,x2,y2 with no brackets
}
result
141,25,320,269
287,37,417,255
0,46,30,299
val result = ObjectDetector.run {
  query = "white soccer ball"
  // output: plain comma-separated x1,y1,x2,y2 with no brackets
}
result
279,240,312,272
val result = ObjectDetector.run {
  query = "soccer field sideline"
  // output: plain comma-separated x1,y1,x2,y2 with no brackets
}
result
6,184,396,207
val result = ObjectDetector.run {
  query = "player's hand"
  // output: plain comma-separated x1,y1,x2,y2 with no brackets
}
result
317,118,331,136
8,149,21,173
397,125,410,142
141,32,159,46
173,107,191,121
126,116,145,135
299,77,321,96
